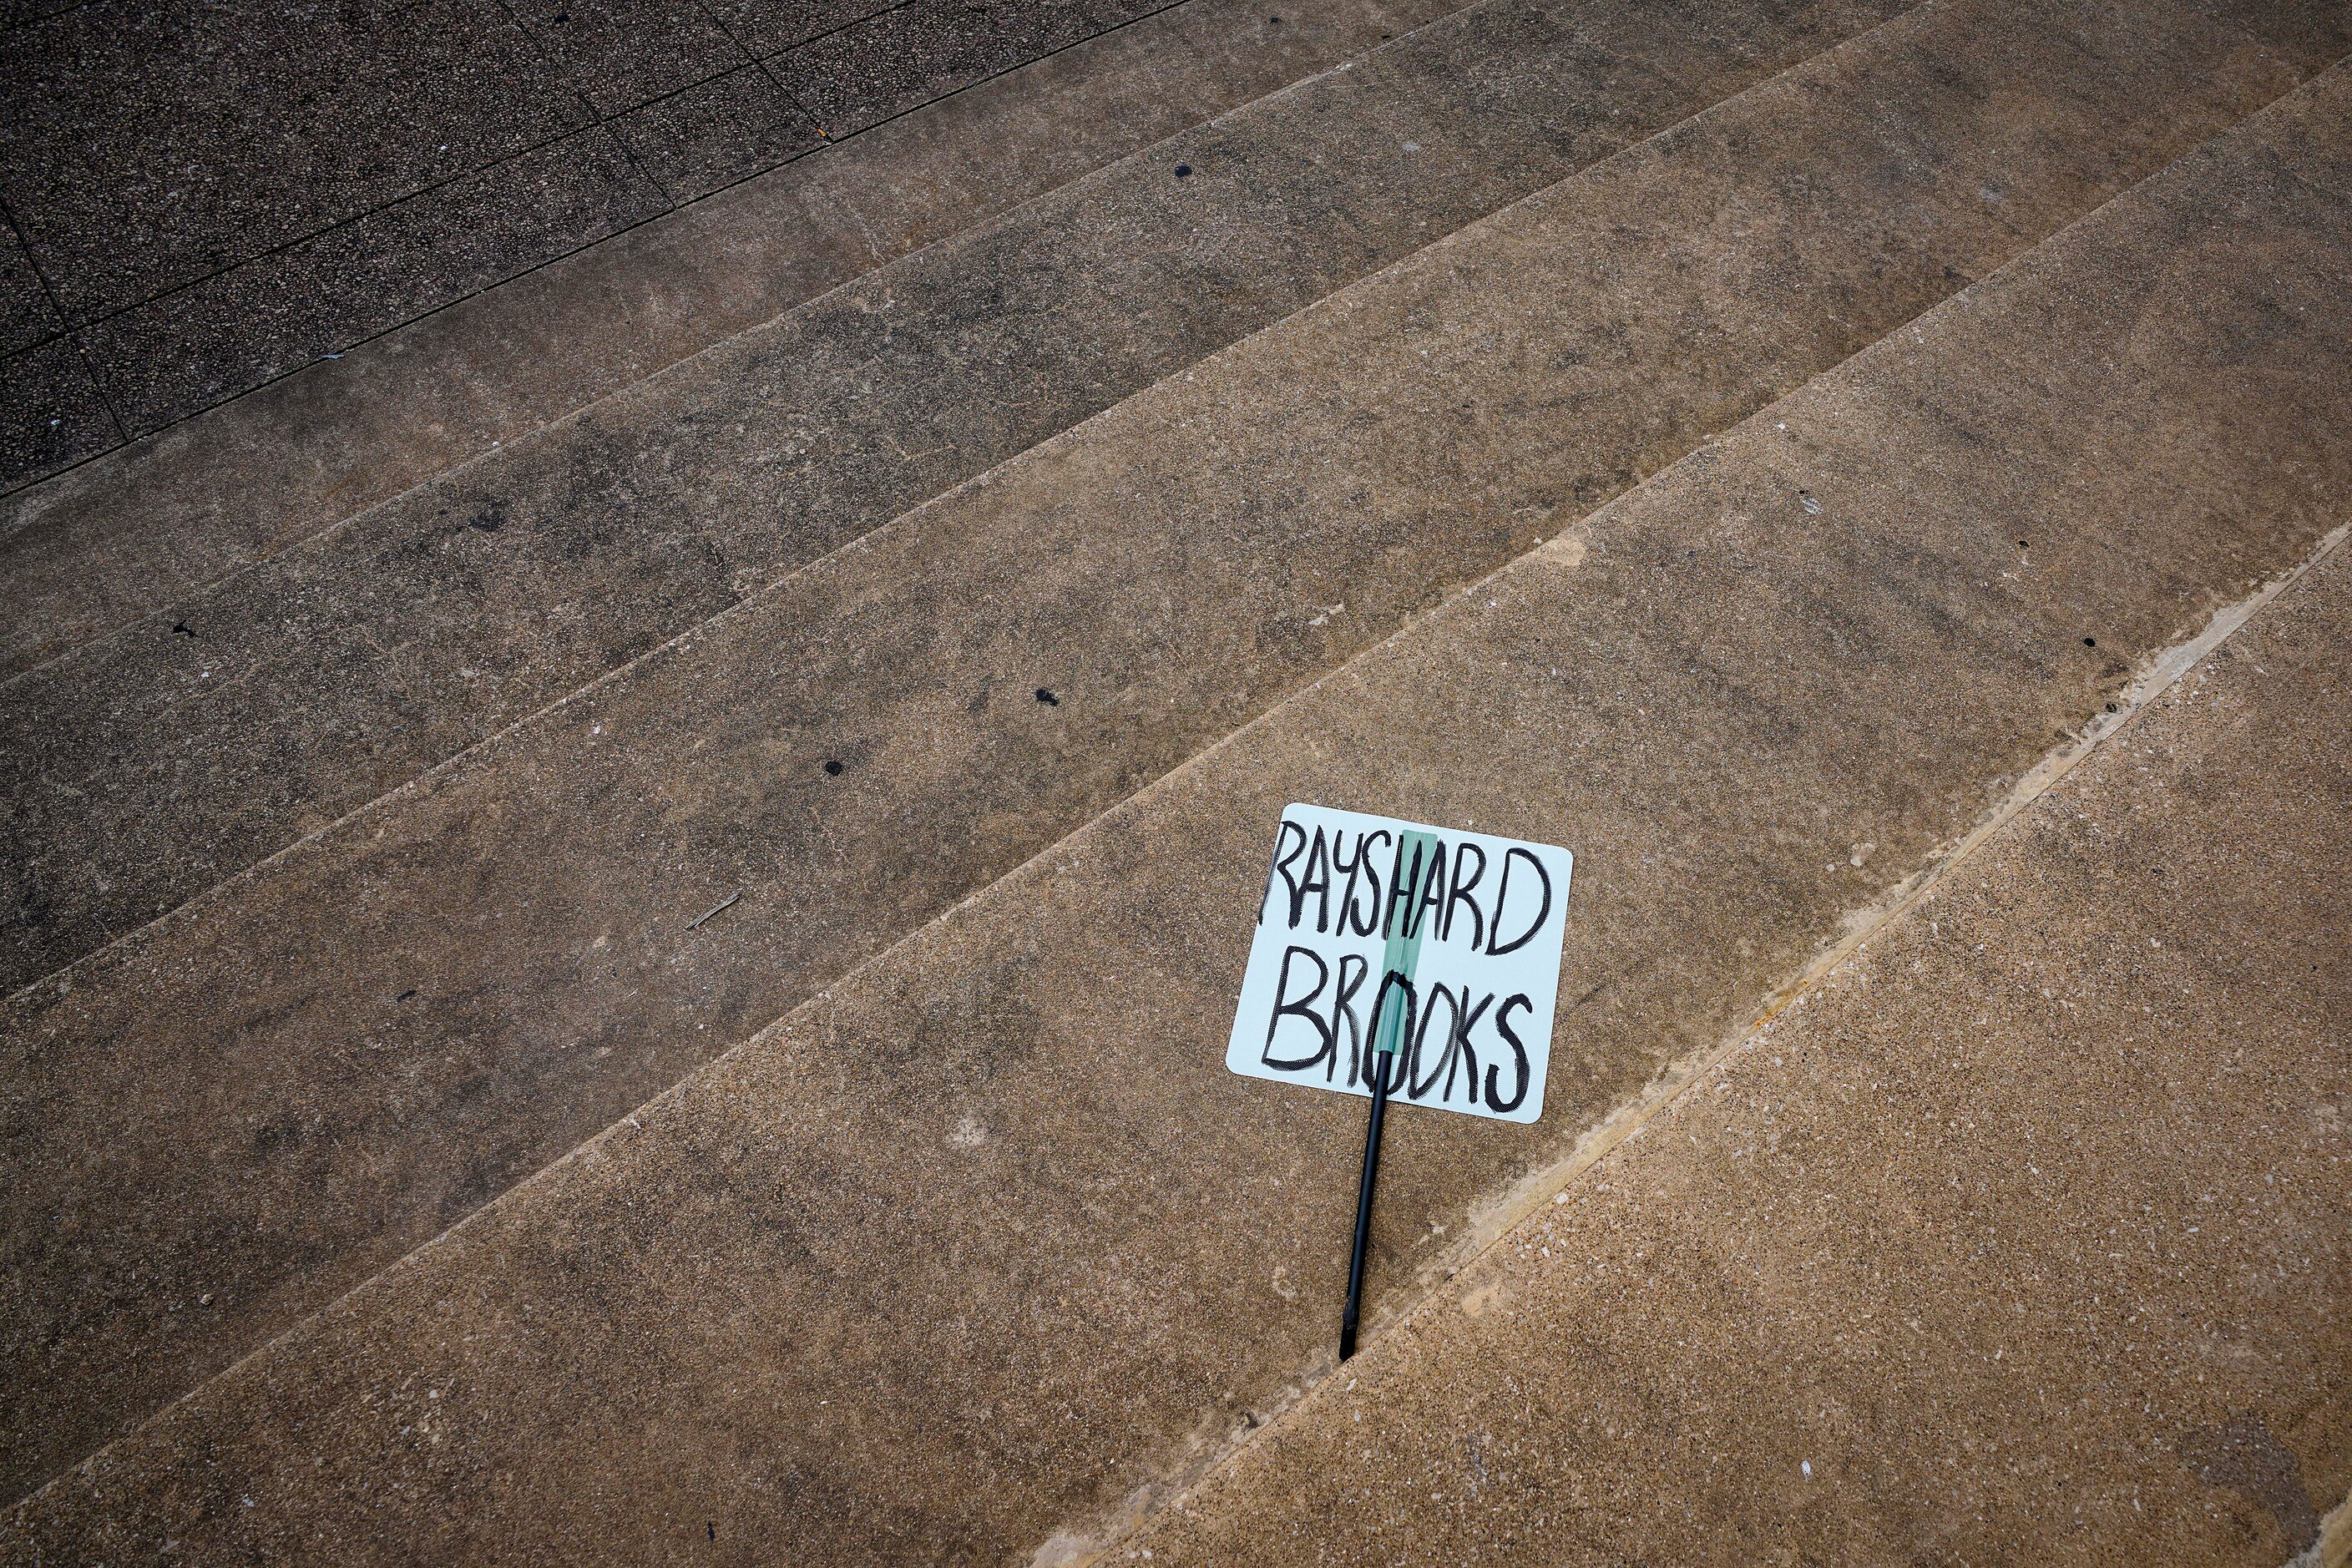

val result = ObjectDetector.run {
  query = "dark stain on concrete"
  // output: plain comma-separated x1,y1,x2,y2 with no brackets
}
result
2182,1413,2324,1553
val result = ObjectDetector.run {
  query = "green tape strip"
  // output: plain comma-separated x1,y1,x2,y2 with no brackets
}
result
1372,829,1439,1057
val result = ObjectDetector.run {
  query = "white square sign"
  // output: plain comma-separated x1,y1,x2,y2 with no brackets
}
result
1226,803,1573,1124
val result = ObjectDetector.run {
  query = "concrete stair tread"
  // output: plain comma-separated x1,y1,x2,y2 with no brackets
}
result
0,0,1917,995
8,0,1409,494
1122,533,2352,1568
0,0,1464,670
6,33,2348,1551
3,0,2342,1501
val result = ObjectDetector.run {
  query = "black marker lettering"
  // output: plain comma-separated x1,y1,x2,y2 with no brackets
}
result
1383,837,1426,939
1336,827,1383,940
1262,945,1334,1071
1361,970,1417,1090
1441,989,1494,1105
1297,827,1333,933
1441,841,1487,947
1260,818,1308,927
1331,952,1370,1085
1346,829,1389,935
1407,981,1461,1100
1485,994,1534,1112
1409,839,1449,940
1485,847,1554,956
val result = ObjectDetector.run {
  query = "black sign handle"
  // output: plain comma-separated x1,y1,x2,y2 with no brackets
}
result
1337,1048,1394,1361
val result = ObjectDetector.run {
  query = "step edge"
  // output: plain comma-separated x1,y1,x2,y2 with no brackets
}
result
0,0,1410,501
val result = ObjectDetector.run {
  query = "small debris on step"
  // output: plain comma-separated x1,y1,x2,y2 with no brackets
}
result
685,893,741,931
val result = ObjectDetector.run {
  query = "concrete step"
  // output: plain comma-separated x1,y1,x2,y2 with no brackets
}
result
1120,522,2352,1568
0,0,1465,674
0,0,1453,493
6,33,2346,1555
0,0,1914,994
3,0,2339,1500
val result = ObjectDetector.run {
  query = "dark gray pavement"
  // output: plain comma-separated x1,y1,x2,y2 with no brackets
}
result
0,0,1915,1493
0,0,1914,996
3,0,2347,1555
0,0,1221,484
6,51,2344,1560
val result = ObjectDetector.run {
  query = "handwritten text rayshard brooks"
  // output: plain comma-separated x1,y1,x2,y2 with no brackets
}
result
1227,805,1572,1125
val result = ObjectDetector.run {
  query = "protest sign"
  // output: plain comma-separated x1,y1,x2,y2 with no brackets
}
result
1227,803,1573,1125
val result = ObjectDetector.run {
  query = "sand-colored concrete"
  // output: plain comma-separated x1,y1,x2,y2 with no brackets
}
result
0,0,1459,671
0,0,1925,989
5,0,2334,1503
1119,541,2352,1568
7,58,2346,1558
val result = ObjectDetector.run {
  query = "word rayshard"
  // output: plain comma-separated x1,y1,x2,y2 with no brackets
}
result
1226,803,1573,1125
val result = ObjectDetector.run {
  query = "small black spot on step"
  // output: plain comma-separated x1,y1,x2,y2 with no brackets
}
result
1172,164,1192,179
823,759,843,776
396,988,417,1003
706,1523,716,1541
2104,703,2117,714
1034,688,1060,706
2083,636,2097,647
171,621,197,639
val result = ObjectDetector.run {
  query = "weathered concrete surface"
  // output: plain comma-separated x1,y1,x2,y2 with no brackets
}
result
0,0,1457,675
0,338,120,493
7,58,2348,1557
0,0,1322,477
4,0,2333,1504
0,0,1925,991
1120,544,2352,1568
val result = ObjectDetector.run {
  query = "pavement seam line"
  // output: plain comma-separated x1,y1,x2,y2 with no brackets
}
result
19,59,2345,1510
1046,519,2351,1567
18,24,2352,1542
0,0,1373,507
0,0,1257,529
0,0,1945,1010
